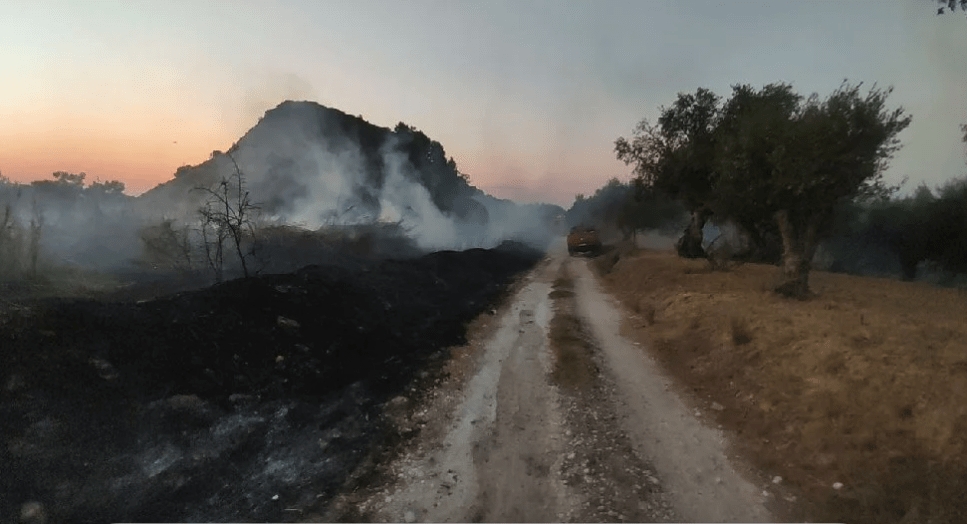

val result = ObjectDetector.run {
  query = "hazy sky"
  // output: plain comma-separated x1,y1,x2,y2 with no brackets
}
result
1,0,965,207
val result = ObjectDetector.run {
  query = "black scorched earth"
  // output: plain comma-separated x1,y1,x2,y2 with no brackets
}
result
0,242,541,523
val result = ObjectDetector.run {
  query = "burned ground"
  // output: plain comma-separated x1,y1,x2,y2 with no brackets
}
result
0,242,541,523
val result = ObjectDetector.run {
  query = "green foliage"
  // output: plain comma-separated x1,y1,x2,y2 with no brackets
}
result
822,177,967,281
619,179,688,235
565,178,685,238
617,81,911,295
88,179,126,196
615,88,720,212
717,81,910,230
931,176,967,274
615,88,722,257
936,0,967,15
566,178,628,229
392,121,481,220
52,171,86,186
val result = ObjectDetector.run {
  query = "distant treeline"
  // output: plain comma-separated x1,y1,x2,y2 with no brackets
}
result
565,177,687,240
569,173,967,285
0,172,135,278
821,178,967,282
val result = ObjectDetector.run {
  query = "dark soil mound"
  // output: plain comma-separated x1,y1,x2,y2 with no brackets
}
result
0,241,541,523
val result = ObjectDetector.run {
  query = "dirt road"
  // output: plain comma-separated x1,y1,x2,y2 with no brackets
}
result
328,241,774,522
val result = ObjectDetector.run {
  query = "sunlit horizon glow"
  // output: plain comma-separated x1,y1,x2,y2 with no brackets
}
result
1,0,965,207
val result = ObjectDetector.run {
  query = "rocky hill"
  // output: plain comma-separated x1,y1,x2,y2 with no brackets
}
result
139,101,561,250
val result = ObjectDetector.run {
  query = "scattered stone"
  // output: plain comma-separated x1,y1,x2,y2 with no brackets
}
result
228,393,255,405
276,316,300,329
271,494,279,501
833,482,843,490
772,476,782,484
403,509,417,523
711,402,724,411
20,501,46,524
89,357,119,380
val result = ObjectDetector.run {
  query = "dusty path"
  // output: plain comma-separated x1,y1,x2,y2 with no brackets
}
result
328,241,773,522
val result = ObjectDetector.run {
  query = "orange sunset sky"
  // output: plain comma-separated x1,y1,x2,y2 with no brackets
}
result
1,1,965,207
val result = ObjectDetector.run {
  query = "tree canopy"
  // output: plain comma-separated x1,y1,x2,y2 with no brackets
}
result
565,178,685,239
616,81,911,297
936,0,967,15
615,88,721,257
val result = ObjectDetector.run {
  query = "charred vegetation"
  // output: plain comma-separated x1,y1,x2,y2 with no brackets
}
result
0,241,542,523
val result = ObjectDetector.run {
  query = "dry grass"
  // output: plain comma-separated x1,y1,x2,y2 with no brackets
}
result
599,249,967,524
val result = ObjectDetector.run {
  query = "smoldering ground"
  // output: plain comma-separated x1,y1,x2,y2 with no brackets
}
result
0,241,544,523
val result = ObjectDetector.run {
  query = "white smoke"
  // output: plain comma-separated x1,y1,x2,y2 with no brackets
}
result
205,103,560,252
376,139,461,250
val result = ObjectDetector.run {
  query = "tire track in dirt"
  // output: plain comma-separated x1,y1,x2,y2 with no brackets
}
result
548,263,678,522
333,253,567,522
327,242,772,522
570,257,773,522
468,294,563,522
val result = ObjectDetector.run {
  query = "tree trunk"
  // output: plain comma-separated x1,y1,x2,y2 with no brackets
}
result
774,210,819,299
676,209,709,259
234,230,249,278
898,252,919,281
736,220,781,265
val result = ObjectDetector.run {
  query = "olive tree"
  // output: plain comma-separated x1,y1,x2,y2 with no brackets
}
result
615,88,721,258
717,82,911,297
936,0,967,15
